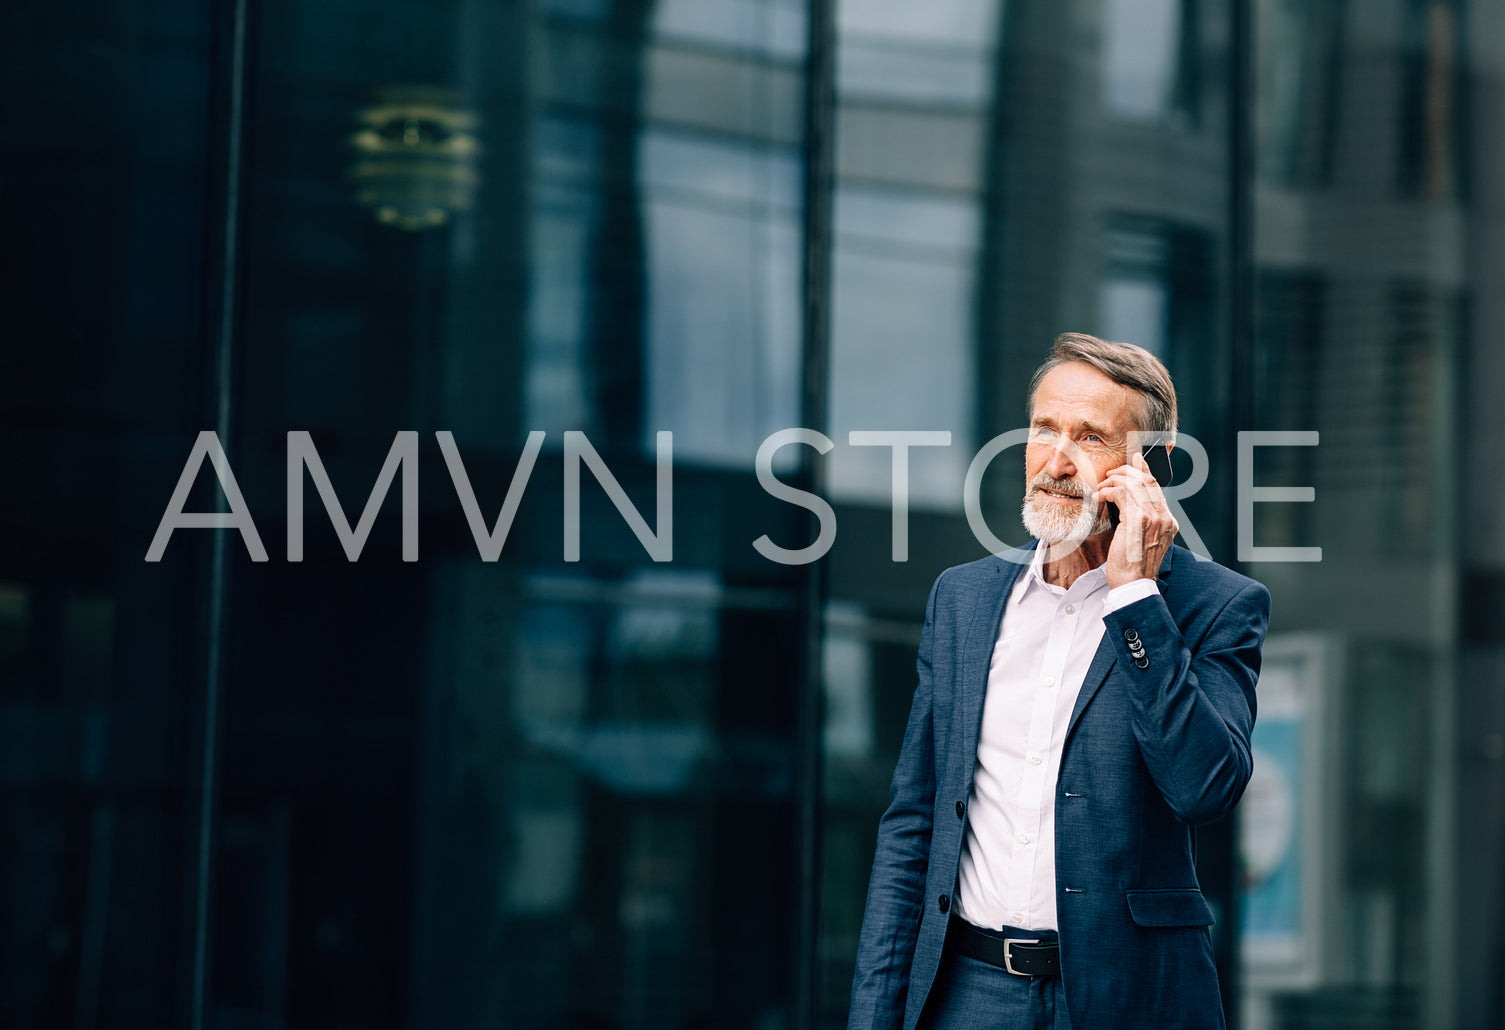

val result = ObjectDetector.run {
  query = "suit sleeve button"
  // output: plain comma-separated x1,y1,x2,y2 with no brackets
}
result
1134,656,1150,669
1123,628,1139,643
955,801,965,820
938,895,950,913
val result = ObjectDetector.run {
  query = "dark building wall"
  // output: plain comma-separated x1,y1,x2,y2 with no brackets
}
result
3,1,1503,1029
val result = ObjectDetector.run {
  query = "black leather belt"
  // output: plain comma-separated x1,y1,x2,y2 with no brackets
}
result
948,914,1061,977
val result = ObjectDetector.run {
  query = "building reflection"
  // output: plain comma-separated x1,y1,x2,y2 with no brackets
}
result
2,0,1503,1028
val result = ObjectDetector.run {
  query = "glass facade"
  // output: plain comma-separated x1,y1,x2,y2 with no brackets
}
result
3,1,1504,1029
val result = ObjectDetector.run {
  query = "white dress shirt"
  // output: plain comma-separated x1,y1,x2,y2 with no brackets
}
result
953,545,1158,931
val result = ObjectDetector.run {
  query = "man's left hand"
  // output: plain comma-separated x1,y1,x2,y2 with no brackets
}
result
1098,450,1179,589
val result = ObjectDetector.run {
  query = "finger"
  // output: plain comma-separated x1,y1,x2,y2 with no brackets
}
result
1115,490,1144,562
1109,466,1164,509
1096,483,1130,510
1099,474,1149,506
1108,460,1155,487
1125,451,1167,496
1106,478,1174,539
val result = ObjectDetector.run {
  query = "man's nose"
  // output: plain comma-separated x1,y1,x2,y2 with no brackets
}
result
1042,442,1076,479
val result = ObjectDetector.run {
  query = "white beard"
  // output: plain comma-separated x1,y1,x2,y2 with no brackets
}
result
1020,474,1111,544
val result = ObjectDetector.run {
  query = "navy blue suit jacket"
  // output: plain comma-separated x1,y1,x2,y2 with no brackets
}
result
847,543,1270,1030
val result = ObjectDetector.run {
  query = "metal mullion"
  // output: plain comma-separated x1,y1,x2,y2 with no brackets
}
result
794,0,835,1027
188,0,251,1026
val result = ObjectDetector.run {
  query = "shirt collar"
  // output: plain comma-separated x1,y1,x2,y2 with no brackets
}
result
1014,540,1109,604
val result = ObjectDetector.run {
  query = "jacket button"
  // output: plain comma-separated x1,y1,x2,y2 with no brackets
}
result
1134,656,1150,669
1123,628,1139,643
937,895,950,913
955,801,965,820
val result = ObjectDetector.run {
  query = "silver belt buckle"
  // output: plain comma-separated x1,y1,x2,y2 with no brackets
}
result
1003,937,1041,976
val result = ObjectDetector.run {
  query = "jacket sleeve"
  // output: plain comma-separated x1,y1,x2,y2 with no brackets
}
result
845,573,944,1030
1101,578,1271,825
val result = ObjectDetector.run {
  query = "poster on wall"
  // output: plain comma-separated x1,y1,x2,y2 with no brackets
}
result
1240,633,1333,988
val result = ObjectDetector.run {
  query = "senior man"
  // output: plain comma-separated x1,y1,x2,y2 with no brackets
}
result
847,333,1270,1030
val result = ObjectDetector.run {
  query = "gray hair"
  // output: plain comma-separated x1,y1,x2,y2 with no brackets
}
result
1026,332,1178,437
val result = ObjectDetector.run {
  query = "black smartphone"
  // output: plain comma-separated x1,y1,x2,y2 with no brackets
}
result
1141,442,1173,488
1107,444,1174,525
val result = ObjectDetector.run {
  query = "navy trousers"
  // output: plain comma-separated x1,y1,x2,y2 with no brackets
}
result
916,927,1073,1030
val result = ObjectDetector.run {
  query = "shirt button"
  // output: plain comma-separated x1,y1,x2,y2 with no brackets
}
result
1030,755,1042,766
1020,834,1031,844
1043,675,1055,686
1064,604,1075,614
1012,911,1024,923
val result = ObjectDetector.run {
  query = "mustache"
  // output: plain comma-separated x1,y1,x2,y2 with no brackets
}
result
1029,473,1094,499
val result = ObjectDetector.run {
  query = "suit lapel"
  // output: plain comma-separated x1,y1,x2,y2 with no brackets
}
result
958,546,1033,775
1065,644,1115,745
1065,546,1179,743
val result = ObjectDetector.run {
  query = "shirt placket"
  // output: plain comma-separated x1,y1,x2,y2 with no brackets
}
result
1005,589,1079,926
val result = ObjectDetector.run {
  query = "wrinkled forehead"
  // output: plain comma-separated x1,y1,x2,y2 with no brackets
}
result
1028,362,1147,435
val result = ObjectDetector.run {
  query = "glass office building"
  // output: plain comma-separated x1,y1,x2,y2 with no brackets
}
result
3,0,1502,1027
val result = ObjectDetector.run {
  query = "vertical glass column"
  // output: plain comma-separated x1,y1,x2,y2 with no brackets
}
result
207,1,814,1028
1242,2,1470,1027
0,0,220,1027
